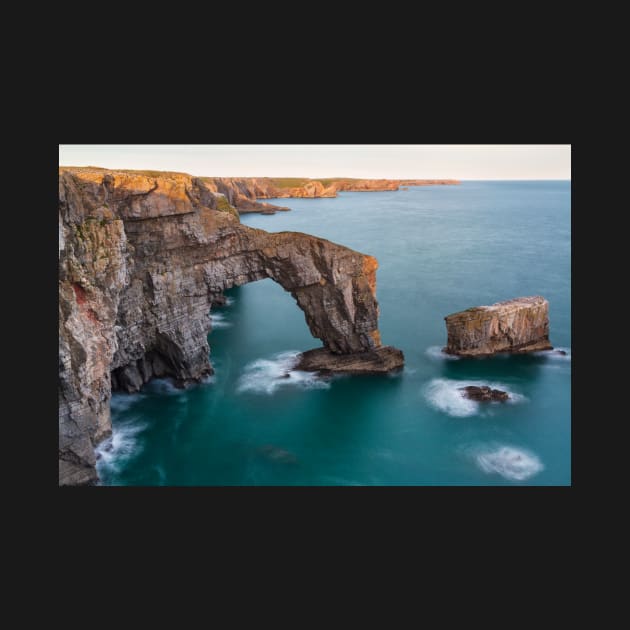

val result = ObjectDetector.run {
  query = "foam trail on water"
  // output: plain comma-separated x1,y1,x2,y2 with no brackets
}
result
144,378,187,396
110,392,145,413
473,444,544,481
210,312,232,329
224,297,235,306
423,378,527,417
426,346,460,361
534,347,571,361
237,350,331,395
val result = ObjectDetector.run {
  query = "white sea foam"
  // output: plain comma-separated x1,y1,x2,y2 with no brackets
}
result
145,378,186,395
224,297,235,306
426,346,460,361
110,392,145,413
534,347,571,362
95,420,146,475
474,444,544,481
210,312,232,329
423,378,527,417
236,350,331,395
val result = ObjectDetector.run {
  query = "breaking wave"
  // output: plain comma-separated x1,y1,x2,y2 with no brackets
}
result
109,392,145,413
236,350,331,395
473,444,544,481
95,419,146,476
534,347,571,361
423,378,527,417
210,312,232,329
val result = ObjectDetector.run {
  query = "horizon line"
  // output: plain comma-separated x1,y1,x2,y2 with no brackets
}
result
58,166,569,181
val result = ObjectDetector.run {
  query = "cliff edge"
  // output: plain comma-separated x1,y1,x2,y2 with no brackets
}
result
58,167,403,485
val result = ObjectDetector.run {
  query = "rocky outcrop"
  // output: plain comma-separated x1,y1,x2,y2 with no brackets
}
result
70,173,461,216
295,346,404,375
195,177,462,211
460,386,509,402
444,296,553,357
59,167,402,485
200,177,291,213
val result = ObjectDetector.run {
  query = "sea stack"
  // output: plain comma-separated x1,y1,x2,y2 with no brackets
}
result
444,296,553,357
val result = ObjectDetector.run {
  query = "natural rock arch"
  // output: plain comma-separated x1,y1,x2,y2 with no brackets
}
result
59,169,396,485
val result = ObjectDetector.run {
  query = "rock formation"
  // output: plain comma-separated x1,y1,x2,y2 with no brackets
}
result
459,386,509,402
296,346,404,375
443,296,553,357
65,172,459,217
59,167,403,485
198,176,462,212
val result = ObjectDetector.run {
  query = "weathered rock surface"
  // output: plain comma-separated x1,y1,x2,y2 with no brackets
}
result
444,296,553,357
195,177,462,212
459,386,509,402
295,346,404,374
59,167,401,485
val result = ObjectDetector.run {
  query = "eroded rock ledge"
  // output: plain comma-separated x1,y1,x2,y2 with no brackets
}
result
58,167,402,485
296,346,404,375
444,296,553,357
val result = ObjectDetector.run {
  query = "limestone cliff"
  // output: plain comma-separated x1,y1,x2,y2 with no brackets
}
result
73,174,460,215
443,296,553,357
59,167,403,486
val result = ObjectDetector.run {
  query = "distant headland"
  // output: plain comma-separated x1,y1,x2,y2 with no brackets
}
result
59,167,459,214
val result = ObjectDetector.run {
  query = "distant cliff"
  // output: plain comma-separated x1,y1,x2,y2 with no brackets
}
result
59,167,403,485
64,171,460,215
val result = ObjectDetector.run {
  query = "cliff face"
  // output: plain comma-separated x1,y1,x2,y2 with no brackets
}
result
443,296,553,357
69,172,461,216
202,177,461,210
59,167,401,485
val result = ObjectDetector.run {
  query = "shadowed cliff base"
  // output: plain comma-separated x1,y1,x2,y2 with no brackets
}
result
59,167,404,485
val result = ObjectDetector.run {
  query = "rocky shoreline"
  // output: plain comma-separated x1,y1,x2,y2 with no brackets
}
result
58,167,404,485
63,170,460,215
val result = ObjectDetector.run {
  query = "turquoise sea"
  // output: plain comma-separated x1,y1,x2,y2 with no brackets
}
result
97,181,571,485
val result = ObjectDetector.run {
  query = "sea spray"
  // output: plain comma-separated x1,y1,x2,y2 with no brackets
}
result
236,351,331,395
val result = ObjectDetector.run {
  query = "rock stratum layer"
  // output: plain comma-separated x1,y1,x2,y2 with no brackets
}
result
444,296,553,357
59,167,402,485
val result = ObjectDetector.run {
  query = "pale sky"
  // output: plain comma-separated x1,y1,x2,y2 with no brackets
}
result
58,145,571,180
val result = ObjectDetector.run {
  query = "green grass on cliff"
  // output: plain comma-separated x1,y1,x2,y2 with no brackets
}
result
268,177,358,189
59,166,191,179
214,195,239,220
268,178,311,188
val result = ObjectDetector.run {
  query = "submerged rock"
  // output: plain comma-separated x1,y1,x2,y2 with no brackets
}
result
258,445,298,465
444,296,553,357
460,386,509,402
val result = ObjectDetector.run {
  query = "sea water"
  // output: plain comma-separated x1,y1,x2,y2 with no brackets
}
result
97,181,571,485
